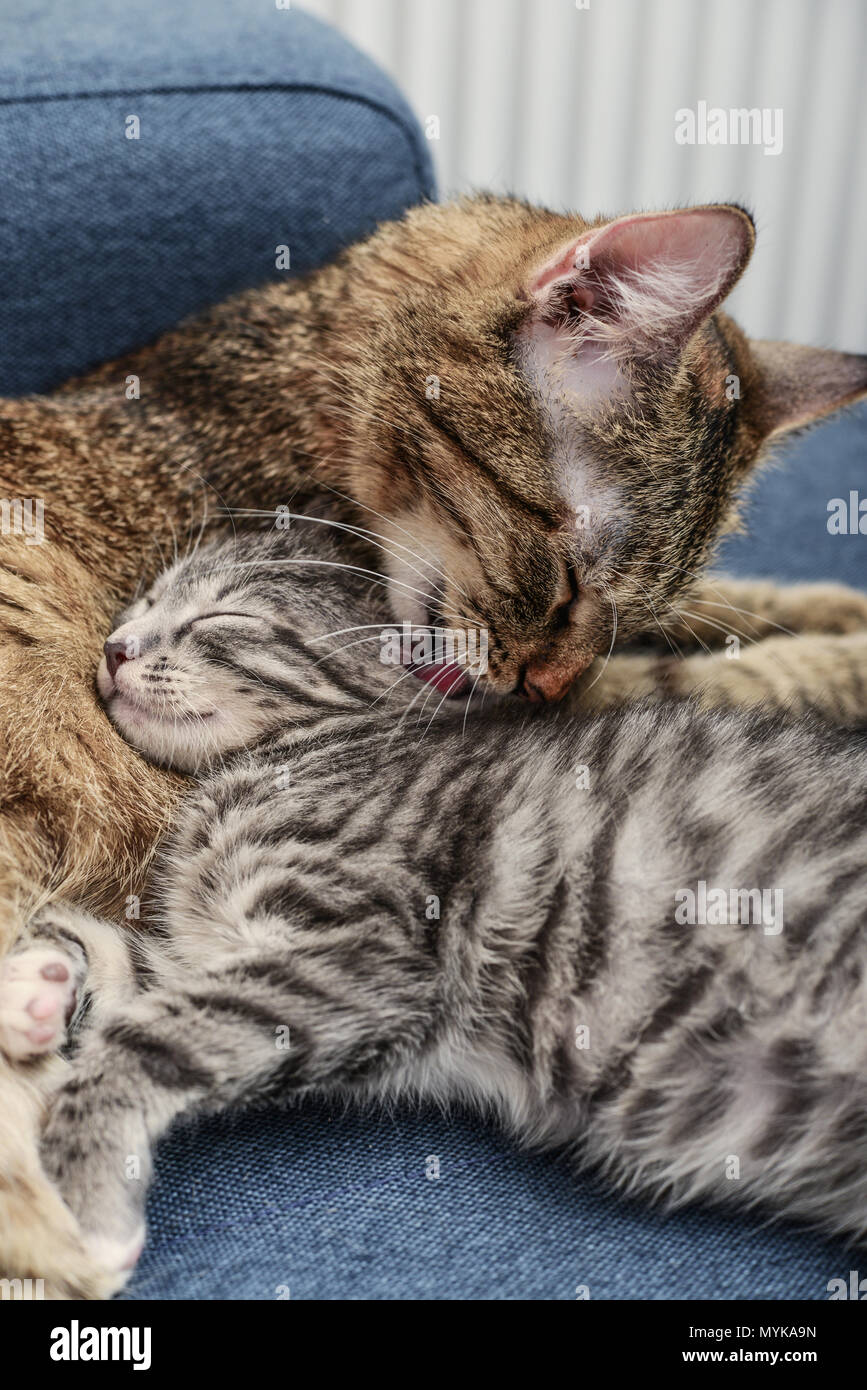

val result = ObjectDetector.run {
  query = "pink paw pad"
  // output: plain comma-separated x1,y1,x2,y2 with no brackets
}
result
0,946,80,1061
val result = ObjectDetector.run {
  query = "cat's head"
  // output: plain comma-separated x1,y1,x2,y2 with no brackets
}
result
96,529,408,772
329,195,867,701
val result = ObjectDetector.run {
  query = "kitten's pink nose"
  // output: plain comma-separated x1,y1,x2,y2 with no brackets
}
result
104,639,133,681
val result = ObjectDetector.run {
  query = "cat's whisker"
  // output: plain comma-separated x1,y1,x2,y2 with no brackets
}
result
208,556,450,611
418,664,470,741
308,633,393,669
216,507,459,605
170,459,241,551
383,656,451,735
653,598,714,657
617,559,802,642
374,663,433,720
638,601,685,660
582,583,619,693
307,622,407,646
183,497,213,568
461,667,486,739
608,566,686,660
672,608,762,647
614,550,794,647
313,481,472,599
676,595,800,641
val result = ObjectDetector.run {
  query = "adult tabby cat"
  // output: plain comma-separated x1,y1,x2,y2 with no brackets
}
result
2,196,867,1295
4,524,866,1290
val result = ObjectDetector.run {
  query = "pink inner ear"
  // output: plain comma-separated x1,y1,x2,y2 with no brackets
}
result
528,206,754,334
531,231,596,295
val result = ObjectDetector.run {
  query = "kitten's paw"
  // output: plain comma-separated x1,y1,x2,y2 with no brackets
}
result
42,1073,151,1288
0,945,83,1060
84,1226,146,1283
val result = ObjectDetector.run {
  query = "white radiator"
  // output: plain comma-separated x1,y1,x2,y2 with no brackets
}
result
302,0,867,351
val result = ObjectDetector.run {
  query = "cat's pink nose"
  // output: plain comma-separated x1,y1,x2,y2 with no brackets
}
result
522,653,591,702
104,639,133,681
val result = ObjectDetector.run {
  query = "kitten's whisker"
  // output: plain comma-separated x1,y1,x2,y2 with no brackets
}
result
461,667,485,738
309,634,390,668
373,664,430,717
307,622,406,645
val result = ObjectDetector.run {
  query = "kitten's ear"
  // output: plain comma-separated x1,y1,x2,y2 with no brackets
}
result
748,340,867,440
525,205,755,361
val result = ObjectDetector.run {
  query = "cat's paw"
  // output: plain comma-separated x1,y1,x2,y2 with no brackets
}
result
0,945,83,1060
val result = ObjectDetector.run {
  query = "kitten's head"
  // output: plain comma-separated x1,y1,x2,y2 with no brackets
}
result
97,529,404,772
331,195,867,700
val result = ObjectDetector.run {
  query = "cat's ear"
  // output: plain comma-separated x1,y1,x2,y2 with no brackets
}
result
524,205,755,362
748,340,867,440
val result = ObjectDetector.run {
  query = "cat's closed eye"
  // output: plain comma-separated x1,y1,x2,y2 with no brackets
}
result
549,562,579,628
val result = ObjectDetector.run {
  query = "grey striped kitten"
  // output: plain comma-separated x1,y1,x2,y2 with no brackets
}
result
10,525,867,1284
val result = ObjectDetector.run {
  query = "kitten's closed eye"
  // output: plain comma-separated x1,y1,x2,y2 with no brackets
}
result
189,611,264,627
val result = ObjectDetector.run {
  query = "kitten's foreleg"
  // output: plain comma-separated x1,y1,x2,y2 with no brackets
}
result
41,911,438,1282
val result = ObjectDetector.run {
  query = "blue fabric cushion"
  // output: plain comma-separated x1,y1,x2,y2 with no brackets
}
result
717,403,867,589
119,1101,853,1302
0,0,434,395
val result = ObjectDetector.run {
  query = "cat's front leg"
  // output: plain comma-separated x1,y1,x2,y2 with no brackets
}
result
0,905,91,1060
660,630,867,724
570,631,867,725
0,901,142,1061
653,576,867,651
40,1021,152,1279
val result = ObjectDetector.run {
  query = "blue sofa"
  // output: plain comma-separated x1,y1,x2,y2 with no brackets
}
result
3,0,864,1301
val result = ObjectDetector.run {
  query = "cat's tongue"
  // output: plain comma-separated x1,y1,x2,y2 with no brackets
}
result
408,660,469,697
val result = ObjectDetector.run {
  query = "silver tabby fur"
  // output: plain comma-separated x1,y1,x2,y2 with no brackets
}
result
28,523,867,1282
